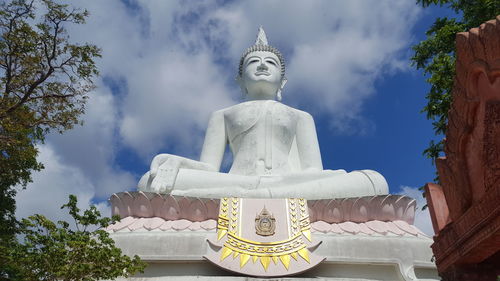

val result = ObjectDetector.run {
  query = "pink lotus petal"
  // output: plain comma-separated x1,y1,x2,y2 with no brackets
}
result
410,225,428,237
403,200,417,224
365,220,388,235
189,199,207,222
367,196,384,221
394,196,406,221
172,219,192,231
308,205,316,222
350,197,369,222
111,216,136,231
144,217,165,230
341,198,355,221
200,219,217,230
324,199,343,223
141,191,157,200
330,223,343,234
118,192,134,217
160,220,174,231
162,196,180,220
311,221,331,233
188,221,201,230
393,220,418,236
312,200,328,222
128,218,146,231
386,221,405,236
380,195,396,221
358,223,375,235
151,194,165,218
133,192,153,218
204,199,219,220
110,194,127,218
338,221,360,234
178,197,191,219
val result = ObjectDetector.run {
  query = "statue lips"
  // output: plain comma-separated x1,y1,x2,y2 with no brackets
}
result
255,71,270,76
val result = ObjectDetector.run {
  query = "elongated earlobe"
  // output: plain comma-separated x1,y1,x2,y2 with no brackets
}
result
277,77,287,101
236,76,247,98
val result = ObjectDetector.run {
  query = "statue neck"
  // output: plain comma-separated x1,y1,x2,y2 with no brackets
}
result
245,91,277,101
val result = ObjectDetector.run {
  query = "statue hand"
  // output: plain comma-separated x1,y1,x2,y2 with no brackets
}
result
144,153,215,193
150,156,181,193
150,154,171,177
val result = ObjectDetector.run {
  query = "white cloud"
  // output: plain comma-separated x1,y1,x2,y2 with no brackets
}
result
46,83,136,199
398,185,435,236
15,144,108,223
120,50,235,157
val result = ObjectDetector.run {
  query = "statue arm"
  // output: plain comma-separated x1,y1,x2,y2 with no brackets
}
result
150,110,226,176
144,111,226,193
146,152,217,193
296,112,323,171
199,110,227,172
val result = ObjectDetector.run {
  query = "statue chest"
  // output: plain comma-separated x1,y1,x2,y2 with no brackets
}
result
224,101,298,146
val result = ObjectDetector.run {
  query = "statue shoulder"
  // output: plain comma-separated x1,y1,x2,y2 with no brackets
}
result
208,108,225,118
215,102,249,116
278,103,314,122
208,102,259,127
213,101,314,122
209,102,253,118
297,109,314,122
219,101,263,119
206,108,228,126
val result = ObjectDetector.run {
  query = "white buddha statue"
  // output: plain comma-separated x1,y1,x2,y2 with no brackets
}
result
138,27,388,199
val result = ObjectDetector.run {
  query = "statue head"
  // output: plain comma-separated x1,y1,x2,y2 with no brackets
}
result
237,27,287,101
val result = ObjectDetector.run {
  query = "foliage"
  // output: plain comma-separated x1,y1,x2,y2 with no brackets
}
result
3,195,146,281
0,0,100,242
411,0,500,163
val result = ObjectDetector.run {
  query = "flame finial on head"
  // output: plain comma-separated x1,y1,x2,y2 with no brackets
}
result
255,26,268,46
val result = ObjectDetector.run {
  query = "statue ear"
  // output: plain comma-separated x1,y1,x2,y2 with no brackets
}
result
276,76,287,101
236,76,247,97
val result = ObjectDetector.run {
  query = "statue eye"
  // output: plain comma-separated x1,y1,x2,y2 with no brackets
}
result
247,58,259,65
266,60,277,66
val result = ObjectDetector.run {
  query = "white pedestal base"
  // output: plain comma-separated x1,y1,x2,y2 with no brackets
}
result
108,230,439,281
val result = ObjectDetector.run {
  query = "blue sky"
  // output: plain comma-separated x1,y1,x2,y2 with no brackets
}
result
14,0,459,235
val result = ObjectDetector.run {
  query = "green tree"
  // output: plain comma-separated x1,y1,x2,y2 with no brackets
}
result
0,0,143,279
411,0,500,164
5,195,146,281
0,0,100,240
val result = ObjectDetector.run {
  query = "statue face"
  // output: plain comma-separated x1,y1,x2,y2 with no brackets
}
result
241,51,282,100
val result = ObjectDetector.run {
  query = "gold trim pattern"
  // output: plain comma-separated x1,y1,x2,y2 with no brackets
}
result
225,232,306,256
230,198,239,234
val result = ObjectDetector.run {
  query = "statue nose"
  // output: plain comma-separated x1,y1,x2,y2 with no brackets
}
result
257,62,268,71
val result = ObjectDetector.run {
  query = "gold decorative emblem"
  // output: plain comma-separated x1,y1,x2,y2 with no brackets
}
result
255,206,276,236
208,198,323,274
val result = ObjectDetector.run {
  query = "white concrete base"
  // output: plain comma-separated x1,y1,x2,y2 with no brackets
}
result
109,230,439,281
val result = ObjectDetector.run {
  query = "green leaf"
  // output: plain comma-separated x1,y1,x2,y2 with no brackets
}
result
412,0,499,165
4,195,146,280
